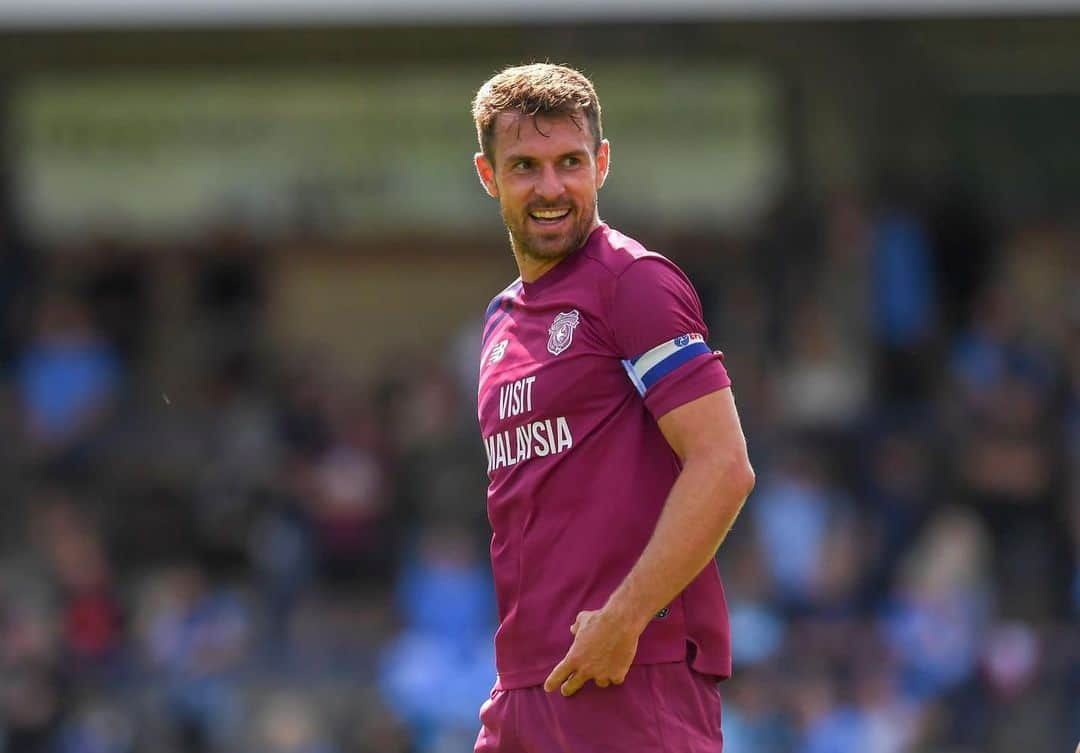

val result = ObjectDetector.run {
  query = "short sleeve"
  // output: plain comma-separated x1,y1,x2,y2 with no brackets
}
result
610,257,731,420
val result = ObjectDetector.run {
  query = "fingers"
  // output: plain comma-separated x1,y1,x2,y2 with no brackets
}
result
560,671,587,697
543,654,593,697
562,669,626,695
544,656,574,693
547,611,623,697
570,610,588,635
545,662,625,695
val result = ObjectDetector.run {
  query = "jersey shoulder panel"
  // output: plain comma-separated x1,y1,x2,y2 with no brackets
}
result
481,278,523,348
581,225,668,280
483,278,523,322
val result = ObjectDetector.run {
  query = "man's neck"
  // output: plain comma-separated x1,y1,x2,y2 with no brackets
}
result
516,253,565,284
514,219,601,284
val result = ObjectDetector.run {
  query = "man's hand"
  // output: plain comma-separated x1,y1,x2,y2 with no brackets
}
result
542,608,644,697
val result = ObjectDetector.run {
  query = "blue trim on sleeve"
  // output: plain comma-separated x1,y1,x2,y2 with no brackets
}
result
480,282,522,347
481,301,512,347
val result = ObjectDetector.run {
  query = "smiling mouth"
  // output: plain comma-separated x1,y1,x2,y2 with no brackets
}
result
529,208,572,224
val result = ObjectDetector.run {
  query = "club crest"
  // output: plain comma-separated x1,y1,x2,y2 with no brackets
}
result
547,310,580,356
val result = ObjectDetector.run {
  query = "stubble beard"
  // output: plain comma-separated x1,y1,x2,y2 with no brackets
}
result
502,196,597,266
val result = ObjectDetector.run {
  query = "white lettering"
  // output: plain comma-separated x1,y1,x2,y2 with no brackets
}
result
482,413,573,473
532,420,550,457
524,376,536,412
505,430,517,465
513,380,524,416
499,384,511,421
495,432,507,469
497,376,539,421
556,416,573,453
515,424,531,463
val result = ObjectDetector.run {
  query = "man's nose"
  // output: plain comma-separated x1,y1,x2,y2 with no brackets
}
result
535,163,563,200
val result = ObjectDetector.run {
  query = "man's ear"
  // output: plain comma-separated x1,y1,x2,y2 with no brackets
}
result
595,139,611,190
475,152,499,199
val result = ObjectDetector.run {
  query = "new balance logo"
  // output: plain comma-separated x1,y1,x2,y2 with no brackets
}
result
488,339,509,365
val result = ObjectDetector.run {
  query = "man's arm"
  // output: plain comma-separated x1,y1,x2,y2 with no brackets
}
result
544,386,754,696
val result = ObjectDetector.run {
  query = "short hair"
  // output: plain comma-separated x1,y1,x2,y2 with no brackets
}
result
472,63,603,163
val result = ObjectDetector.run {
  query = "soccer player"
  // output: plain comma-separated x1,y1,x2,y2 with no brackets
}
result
471,63,755,752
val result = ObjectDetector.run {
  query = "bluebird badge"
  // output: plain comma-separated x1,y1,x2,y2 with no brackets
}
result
547,310,581,356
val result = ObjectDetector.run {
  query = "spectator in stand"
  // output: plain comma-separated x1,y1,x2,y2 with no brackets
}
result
133,565,252,752
722,538,785,668
720,668,793,753
29,492,123,670
378,525,495,753
871,194,937,400
859,427,936,606
751,448,851,613
56,703,136,753
15,293,121,467
949,282,1066,617
775,298,869,436
248,692,338,753
791,671,864,753
880,508,993,703
302,384,394,585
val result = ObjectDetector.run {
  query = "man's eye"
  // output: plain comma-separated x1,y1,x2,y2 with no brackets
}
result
562,157,580,167
512,161,531,170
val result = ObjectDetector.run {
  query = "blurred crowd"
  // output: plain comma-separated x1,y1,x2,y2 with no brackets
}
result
0,183,1076,753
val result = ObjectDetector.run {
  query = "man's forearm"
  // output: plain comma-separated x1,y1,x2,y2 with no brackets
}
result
602,452,753,633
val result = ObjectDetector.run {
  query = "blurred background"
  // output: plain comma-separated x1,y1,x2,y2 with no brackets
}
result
0,2,1077,752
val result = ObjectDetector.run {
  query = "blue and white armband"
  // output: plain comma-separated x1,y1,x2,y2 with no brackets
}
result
621,333,711,397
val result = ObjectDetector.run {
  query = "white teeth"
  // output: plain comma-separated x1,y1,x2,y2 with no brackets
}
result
531,209,570,220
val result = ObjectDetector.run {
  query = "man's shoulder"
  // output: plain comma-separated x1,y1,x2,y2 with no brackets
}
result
583,224,674,281
587,224,678,283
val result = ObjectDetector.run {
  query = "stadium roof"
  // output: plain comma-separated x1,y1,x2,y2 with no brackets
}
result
0,0,1078,27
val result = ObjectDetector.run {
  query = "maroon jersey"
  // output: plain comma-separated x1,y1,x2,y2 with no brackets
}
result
477,223,732,689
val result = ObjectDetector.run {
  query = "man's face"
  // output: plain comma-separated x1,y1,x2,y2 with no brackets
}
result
475,111,609,265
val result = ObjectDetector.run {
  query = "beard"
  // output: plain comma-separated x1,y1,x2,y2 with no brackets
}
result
501,195,597,265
